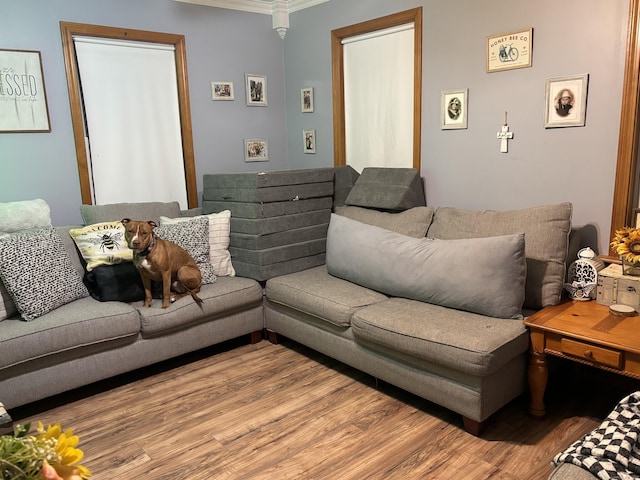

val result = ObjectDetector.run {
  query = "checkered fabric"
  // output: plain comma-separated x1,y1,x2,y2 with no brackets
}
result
553,391,640,480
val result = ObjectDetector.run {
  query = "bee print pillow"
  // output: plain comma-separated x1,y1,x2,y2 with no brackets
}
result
70,221,134,271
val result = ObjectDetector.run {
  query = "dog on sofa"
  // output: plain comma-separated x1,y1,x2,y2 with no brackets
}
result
121,218,203,308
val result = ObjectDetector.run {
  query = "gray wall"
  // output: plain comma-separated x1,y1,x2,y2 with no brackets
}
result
0,0,631,254
0,0,287,225
285,0,629,254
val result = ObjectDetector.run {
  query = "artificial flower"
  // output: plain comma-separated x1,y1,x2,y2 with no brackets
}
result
0,422,91,480
611,227,640,263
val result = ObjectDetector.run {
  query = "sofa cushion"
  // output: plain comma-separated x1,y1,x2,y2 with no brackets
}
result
159,211,235,277
135,276,263,337
69,221,133,271
80,201,182,225
326,214,526,319
0,297,140,373
344,167,425,211
334,205,433,238
351,297,529,376
0,227,89,321
265,265,388,327
426,203,572,310
154,216,217,284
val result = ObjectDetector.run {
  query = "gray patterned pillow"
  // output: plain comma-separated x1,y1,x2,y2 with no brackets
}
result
154,217,216,284
0,227,89,321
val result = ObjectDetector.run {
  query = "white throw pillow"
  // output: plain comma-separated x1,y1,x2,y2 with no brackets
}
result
0,280,17,321
160,211,235,277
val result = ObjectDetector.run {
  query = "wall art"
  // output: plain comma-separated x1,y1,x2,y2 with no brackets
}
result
0,49,50,132
301,87,314,112
244,138,268,161
544,74,589,128
486,28,533,73
245,73,267,106
440,89,468,130
211,81,234,100
303,129,316,153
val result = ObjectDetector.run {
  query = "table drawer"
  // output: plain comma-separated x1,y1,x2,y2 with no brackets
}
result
560,338,622,369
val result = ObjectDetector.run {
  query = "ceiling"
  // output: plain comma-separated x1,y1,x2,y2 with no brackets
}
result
173,0,330,15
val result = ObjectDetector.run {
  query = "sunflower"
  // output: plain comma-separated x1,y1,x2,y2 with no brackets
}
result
36,422,91,479
611,227,640,263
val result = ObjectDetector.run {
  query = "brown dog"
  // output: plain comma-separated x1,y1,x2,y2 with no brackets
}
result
121,218,202,308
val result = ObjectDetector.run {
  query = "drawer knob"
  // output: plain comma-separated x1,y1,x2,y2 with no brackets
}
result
584,350,594,359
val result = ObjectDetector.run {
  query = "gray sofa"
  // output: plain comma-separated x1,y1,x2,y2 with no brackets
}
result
0,181,573,441
264,201,573,435
0,201,264,409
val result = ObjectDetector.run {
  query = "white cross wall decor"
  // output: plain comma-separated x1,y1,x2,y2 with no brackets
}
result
496,112,513,153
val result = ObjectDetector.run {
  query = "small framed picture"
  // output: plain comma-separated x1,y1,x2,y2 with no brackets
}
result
486,28,533,73
211,81,234,101
441,89,468,130
244,138,268,162
544,74,589,128
245,73,267,106
301,87,314,112
303,129,316,154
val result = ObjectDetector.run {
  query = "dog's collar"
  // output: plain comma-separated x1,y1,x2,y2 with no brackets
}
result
135,234,156,258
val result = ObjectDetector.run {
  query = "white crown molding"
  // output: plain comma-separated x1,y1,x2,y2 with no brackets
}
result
173,0,329,15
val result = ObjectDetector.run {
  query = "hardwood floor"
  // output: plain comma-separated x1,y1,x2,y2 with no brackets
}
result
9,336,640,479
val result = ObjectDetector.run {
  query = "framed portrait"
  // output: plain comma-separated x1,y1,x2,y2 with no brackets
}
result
544,74,589,128
301,87,314,112
244,138,268,162
441,89,468,130
211,81,234,101
303,129,316,154
245,74,267,106
486,28,533,73
0,49,50,132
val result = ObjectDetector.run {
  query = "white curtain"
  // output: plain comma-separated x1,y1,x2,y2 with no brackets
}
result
343,24,414,173
73,37,188,208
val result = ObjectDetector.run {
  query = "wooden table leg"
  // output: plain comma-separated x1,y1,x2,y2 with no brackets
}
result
527,331,548,418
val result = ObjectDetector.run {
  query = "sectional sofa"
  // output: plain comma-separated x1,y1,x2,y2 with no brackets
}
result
0,175,573,438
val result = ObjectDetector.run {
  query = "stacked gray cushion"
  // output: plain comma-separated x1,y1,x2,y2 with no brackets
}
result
203,168,334,281
345,167,425,211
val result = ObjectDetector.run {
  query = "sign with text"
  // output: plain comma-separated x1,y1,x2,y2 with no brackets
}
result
486,28,533,73
0,49,50,132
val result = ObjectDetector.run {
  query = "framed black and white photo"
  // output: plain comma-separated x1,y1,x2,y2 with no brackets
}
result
303,129,316,153
244,138,268,162
245,73,267,106
441,89,468,130
211,81,234,100
0,49,50,132
544,74,589,128
301,87,314,112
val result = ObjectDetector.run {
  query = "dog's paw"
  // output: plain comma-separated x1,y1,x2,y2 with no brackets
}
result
170,295,176,303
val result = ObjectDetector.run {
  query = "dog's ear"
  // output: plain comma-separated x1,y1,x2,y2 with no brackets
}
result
148,220,158,229
121,218,131,225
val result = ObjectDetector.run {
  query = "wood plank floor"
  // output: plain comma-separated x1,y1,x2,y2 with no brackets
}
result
9,336,640,479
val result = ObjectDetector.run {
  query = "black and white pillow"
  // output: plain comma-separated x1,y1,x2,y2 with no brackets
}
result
0,227,89,321
154,217,216,284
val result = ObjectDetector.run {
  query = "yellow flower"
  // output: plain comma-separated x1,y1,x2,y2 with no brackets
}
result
611,227,640,263
37,422,91,479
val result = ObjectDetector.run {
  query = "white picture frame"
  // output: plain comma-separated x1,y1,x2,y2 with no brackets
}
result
245,73,267,106
303,129,316,153
301,87,314,112
441,89,468,130
544,74,589,128
211,81,234,101
244,138,268,161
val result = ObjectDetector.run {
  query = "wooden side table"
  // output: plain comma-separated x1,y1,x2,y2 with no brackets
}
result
523,300,640,417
